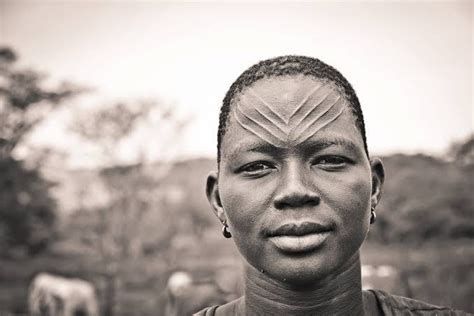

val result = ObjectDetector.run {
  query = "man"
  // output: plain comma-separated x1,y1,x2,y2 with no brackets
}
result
200,56,467,315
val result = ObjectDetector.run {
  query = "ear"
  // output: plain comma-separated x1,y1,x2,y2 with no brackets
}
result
370,157,385,208
206,171,227,224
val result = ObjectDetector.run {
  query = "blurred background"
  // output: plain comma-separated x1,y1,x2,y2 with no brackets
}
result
0,1,472,315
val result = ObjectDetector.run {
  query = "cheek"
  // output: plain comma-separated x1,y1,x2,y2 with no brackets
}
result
320,168,372,224
218,179,272,269
219,178,272,233
319,168,372,262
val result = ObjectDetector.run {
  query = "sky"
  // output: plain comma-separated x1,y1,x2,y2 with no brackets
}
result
1,0,473,168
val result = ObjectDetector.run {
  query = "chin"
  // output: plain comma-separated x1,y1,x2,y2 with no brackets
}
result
243,249,339,289
250,240,363,288
275,257,338,286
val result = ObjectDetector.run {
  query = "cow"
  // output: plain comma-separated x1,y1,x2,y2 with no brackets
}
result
162,271,233,316
362,264,413,295
28,272,99,316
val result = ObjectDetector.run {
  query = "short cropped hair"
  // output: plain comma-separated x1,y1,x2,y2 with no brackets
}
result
217,55,368,163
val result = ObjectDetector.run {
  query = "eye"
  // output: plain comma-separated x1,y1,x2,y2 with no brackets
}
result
313,155,349,170
239,162,274,177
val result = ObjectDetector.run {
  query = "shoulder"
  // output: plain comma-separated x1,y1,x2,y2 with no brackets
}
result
193,297,243,316
193,305,219,316
367,289,472,316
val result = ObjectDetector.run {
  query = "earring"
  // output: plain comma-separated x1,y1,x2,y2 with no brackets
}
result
222,222,232,238
370,207,377,224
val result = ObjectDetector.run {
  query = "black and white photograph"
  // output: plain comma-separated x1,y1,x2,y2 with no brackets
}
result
0,1,472,315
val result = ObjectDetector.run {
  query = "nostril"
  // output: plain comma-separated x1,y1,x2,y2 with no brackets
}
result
274,193,320,209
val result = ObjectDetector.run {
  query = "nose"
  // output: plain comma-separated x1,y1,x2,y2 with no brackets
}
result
273,161,320,209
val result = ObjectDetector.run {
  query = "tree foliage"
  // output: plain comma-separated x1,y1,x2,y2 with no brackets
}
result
71,100,189,255
0,158,57,255
0,47,81,158
0,47,81,256
70,100,187,316
369,146,474,243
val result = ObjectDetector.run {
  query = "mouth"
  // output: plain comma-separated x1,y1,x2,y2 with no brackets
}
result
266,221,333,253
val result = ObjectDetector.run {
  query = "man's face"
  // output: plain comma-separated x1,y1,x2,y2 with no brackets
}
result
209,75,380,285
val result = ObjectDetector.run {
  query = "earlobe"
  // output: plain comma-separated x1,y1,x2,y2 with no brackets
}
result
206,171,227,223
370,158,385,207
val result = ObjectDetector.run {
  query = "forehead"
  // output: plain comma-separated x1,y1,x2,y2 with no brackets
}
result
234,75,342,118
221,75,364,159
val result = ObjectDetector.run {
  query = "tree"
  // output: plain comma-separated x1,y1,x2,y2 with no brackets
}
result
0,47,81,159
0,47,81,255
70,100,187,316
0,157,57,255
447,134,474,167
368,152,474,243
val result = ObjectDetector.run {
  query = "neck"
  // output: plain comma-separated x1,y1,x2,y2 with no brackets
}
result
240,253,365,316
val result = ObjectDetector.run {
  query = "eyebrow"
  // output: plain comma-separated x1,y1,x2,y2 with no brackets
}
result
224,136,359,161
224,141,285,161
299,137,359,152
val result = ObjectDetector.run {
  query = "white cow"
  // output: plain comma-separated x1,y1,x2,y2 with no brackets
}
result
362,264,405,293
28,273,99,316
163,271,230,316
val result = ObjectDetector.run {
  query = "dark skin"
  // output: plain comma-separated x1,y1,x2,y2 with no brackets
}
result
207,75,385,315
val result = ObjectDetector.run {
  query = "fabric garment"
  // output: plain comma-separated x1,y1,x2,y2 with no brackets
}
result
194,289,471,316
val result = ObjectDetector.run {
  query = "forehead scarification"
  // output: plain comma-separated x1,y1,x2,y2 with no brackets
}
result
231,78,347,148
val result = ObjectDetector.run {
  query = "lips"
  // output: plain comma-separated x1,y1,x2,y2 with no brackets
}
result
266,221,332,237
266,221,333,253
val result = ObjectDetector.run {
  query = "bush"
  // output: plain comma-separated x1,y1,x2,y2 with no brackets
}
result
0,158,57,256
369,153,474,243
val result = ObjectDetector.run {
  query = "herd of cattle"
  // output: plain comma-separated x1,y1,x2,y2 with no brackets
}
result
28,271,235,316
27,265,399,316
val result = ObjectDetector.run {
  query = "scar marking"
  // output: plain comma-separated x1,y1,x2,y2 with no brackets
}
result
288,83,323,121
234,106,287,143
292,95,342,140
247,88,287,124
234,83,346,147
296,102,345,144
238,96,287,135
233,108,285,146
291,90,338,128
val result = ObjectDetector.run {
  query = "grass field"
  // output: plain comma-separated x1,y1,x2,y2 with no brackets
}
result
1,238,473,315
